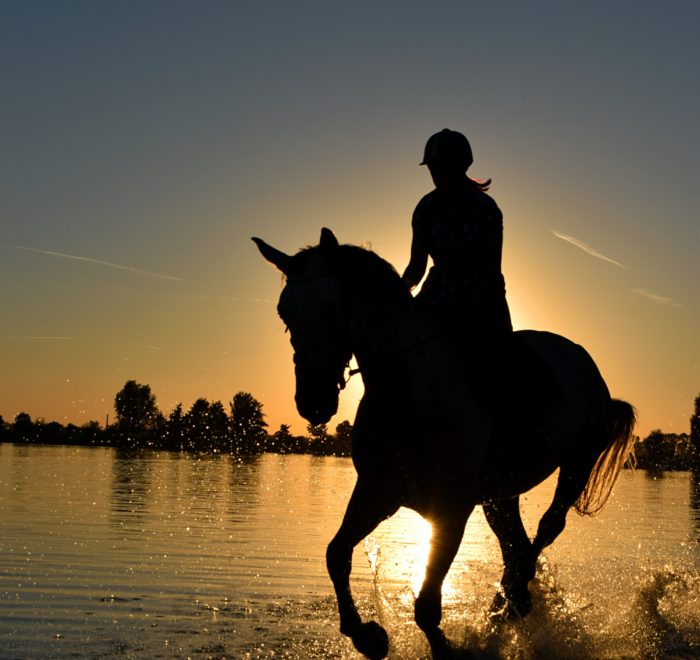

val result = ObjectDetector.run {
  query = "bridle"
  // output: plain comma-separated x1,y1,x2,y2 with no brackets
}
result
283,273,353,391
284,273,441,389
291,334,352,391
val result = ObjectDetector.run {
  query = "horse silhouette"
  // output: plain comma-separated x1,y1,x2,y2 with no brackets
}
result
254,228,635,658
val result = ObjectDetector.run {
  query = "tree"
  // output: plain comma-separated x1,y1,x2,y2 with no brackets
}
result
208,400,231,452
166,404,186,451
270,423,293,453
13,412,36,443
114,380,161,444
306,423,330,455
183,398,213,452
333,420,353,457
80,421,102,446
637,429,692,471
163,403,193,451
691,394,700,468
640,429,671,470
38,420,65,444
230,392,268,454
307,423,329,442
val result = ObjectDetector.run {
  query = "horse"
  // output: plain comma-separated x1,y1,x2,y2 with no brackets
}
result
253,228,636,659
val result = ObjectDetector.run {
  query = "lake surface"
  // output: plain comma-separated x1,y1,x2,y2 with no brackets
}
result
1,445,699,659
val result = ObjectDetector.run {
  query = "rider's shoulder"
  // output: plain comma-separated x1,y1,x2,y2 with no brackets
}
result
476,190,502,219
412,191,437,223
416,190,438,208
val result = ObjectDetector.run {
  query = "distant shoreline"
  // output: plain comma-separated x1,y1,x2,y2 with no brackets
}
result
2,438,697,473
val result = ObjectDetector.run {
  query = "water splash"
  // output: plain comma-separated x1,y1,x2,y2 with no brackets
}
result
359,541,700,659
626,569,700,657
364,535,380,574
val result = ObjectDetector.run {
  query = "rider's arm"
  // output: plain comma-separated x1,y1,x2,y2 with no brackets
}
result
481,195,504,277
402,207,429,290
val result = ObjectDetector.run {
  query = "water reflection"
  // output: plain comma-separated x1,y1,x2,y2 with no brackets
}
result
110,449,154,527
227,454,262,525
644,466,665,479
1,447,699,658
108,451,266,531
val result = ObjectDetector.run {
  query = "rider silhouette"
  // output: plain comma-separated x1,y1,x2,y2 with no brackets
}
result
402,129,513,370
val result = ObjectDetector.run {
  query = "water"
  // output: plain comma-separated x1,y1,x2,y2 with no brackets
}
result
0,445,698,659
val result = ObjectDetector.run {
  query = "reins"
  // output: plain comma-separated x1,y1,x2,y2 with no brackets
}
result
345,331,441,381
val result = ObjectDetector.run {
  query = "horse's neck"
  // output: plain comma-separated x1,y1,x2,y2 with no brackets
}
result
351,299,435,382
351,297,491,463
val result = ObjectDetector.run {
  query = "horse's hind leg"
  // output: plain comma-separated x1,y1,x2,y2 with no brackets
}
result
483,497,536,617
532,466,590,557
326,479,398,659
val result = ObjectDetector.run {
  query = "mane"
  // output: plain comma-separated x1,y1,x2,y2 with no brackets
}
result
288,243,413,307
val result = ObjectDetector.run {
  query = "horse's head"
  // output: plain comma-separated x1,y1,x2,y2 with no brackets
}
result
253,228,352,425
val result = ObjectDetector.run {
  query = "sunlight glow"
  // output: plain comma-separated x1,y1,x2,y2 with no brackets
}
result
409,516,432,597
337,357,365,423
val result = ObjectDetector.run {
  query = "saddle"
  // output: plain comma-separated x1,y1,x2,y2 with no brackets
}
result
466,332,560,421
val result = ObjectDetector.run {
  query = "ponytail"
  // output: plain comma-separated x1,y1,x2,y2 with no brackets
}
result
469,176,492,192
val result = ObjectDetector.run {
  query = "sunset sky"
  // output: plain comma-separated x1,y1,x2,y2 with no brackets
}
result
2,2,698,439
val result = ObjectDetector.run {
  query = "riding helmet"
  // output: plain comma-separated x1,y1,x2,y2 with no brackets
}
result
420,129,473,170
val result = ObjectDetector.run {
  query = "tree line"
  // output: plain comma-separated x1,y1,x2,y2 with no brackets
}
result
1,383,698,469
630,394,700,472
0,380,352,457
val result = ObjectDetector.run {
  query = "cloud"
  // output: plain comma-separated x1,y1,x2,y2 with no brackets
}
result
78,287,275,303
9,245,183,281
0,336,71,340
549,232,685,309
145,291,275,303
550,230,627,268
632,288,683,308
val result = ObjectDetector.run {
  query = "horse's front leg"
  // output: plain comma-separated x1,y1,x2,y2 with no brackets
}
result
414,506,472,654
326,479,398,659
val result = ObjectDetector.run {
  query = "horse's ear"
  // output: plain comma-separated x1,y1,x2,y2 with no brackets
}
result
319,227,339,250
252,237,291,273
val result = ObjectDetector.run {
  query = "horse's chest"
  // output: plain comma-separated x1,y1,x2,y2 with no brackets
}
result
353,437,468,511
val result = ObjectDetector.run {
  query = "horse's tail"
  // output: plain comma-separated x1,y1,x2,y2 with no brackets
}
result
575,398,637,516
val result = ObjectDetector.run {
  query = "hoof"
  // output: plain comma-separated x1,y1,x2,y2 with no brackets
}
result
351,620,389,659
415,588,442,631
425,627,453,659
490,587,532,619
489,590,507,615
507,586,532,618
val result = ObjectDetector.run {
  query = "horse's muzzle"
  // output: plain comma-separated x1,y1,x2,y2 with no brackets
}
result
293,351,347,425
296,389,339,426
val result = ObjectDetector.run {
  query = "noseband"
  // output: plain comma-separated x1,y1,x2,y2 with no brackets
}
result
284,274,353,391
292,335,352,390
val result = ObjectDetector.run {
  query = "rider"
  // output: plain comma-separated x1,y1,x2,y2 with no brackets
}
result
402,129,513,402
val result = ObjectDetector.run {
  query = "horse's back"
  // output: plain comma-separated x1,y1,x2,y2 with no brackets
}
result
517,329,607,397
516,330,611,460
